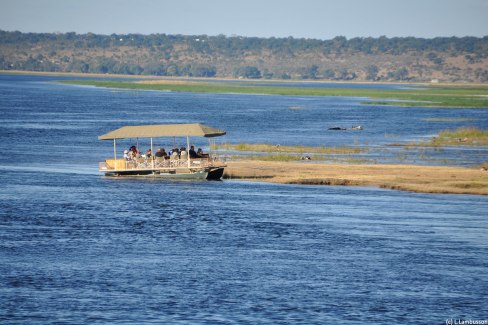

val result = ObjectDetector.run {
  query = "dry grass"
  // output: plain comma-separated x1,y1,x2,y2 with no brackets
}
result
224,161,488,195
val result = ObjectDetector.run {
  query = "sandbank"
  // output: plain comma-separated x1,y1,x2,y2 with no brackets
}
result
224,161,488,195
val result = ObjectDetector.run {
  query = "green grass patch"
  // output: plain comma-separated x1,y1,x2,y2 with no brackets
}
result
61,79,488,108
423,118,481,122
396,127,488,147
213,143,363,154
433,127,488,145
232,154,303,162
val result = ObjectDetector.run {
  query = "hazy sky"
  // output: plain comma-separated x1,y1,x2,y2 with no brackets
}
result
0,0,487,39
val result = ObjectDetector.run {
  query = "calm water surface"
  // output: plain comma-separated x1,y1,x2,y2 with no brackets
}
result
1,75,487,324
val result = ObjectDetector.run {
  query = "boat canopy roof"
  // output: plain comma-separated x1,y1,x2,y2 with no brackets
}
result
98,123,226,140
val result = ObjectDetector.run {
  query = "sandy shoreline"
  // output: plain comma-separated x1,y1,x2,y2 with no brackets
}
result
224,161,488,195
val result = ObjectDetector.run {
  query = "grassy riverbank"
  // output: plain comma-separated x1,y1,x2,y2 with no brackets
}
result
61,79,488,108
217,140,488,194
224,161,488,195
213,143,363,154
213,143,365,162
434,127,488,146
388,127,488,147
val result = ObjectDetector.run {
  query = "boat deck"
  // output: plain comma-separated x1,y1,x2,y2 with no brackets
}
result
99,157,226,179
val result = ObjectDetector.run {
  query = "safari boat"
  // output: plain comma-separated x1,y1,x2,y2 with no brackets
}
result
98,123,226,180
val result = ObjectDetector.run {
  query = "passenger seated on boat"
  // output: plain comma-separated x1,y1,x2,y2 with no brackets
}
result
180,150,188,161
155,148,167,158
170,150,179,167
197,148,209,158
189,145,198,159
146,148,152,158
171,149,179,159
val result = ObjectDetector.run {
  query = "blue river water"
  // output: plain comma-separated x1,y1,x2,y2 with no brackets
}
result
0,74,487,324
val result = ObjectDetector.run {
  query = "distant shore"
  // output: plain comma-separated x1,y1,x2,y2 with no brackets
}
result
224,161,488,195
57,78,488,108
0,69,159,79
5,69,487,109
3,69,488,87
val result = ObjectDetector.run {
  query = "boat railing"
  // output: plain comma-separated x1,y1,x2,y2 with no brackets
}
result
100,156,225,172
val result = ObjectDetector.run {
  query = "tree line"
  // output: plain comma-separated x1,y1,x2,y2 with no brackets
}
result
2,30,486,55
1,30,487,82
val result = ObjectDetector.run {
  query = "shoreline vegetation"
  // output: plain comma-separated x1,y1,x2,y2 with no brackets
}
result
212,143,365,162
3,70,488,108
212,143,364,154
388,127,488,147
57,77,488,108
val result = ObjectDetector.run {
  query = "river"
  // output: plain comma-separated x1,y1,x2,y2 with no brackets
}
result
0,74,487,324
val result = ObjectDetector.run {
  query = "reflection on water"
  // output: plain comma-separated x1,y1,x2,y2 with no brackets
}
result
0,74,487,323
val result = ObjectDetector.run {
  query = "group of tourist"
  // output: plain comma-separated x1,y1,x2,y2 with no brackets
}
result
123,145,207,161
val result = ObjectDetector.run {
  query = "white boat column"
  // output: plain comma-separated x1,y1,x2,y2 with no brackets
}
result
150,137,154,169
187,135,191,168
113,139,117,171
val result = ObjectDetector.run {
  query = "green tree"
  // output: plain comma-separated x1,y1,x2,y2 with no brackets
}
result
144,62,166,76
166,64,179,76
366,64,379,80
427,52,444,65
338,68,349,80
323,69,335,79
235,66,261,79
388,67,409,81
300,65,319,79
189,65,216,77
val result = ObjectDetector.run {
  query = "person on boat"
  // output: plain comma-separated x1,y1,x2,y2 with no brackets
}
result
189,145,198,159
146,148,152,158
171,148,179,158
197,148,209,158
123,150,130,160
180,147,188,160
155,148,167,158
180,147,187,156
125,147,135,159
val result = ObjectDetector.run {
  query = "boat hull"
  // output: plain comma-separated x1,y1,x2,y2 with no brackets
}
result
104,167,224,180
206,167,225,180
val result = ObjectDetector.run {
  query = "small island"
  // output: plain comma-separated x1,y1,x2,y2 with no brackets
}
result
216,129,488,195
223,161,488,195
